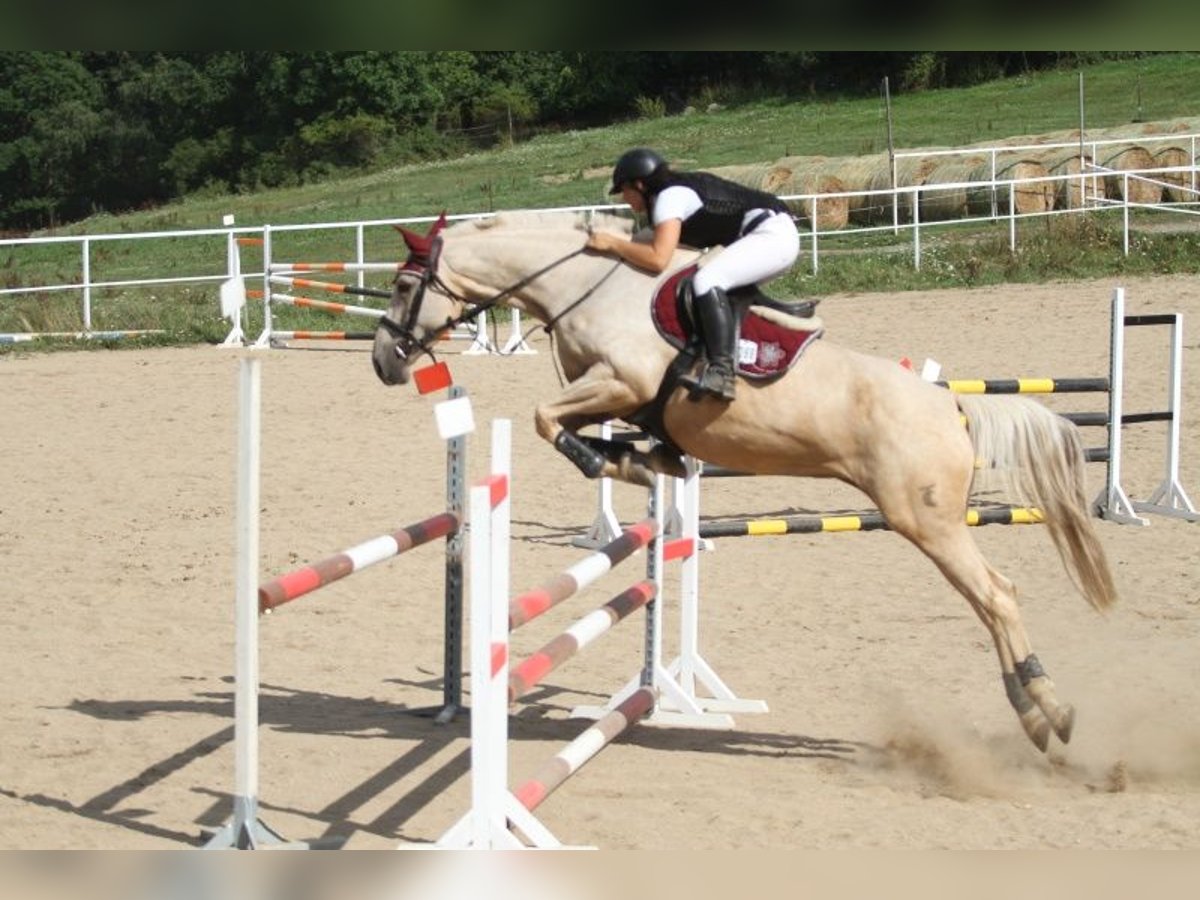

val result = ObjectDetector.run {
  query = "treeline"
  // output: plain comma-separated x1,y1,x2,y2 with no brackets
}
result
0,51,1143,231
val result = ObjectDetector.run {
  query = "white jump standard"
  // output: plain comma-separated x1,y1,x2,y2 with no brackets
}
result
433,420,764,850
205,357,467,849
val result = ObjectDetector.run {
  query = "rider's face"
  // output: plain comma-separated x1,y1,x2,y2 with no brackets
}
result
620,183,647,213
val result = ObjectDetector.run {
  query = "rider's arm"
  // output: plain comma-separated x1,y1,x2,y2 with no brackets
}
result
587,218,680,274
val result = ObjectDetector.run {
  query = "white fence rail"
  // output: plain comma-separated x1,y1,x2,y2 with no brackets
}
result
2,134,1198,344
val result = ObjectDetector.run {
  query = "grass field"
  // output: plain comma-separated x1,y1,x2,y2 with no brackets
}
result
3,52,1199,350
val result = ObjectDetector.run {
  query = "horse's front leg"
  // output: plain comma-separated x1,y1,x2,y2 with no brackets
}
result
533,370,673,487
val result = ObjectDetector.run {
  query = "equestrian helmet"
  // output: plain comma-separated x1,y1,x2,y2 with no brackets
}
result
609,148,667,194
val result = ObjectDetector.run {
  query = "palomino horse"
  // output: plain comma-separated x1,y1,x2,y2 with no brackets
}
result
372,210,1117,752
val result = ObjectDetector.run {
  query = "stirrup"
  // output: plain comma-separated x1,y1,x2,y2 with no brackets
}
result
681,361,736,402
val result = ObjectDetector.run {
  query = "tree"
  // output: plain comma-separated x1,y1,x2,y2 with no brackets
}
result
0,52,105,227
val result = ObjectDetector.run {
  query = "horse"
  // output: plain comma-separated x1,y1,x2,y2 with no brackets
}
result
372,210,1117,753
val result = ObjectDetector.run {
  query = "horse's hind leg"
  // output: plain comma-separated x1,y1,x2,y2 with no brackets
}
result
884,496,1073,751
924,528,1075,750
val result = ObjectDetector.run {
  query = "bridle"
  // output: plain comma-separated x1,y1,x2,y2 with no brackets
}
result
377,239,609,363
374,238,469,363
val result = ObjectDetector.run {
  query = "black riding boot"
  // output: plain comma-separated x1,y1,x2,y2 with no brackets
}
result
679,287,737,402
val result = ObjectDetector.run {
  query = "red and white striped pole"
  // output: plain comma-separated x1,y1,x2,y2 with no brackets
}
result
509,520,657,629
258,513,459,613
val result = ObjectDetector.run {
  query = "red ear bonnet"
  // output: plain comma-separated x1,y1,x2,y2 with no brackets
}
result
395,212,448,271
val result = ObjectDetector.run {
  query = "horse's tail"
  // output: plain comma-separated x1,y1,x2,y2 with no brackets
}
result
958,395,1117,612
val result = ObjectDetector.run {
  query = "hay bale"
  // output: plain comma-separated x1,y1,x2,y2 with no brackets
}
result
1026,149,1099,209
771,159,850,229
777,154,891,225
972,156,1054,215
1095,144,1163,204
864,155,940,223
703,163,792,194
1102,122,1172,140
918,156,986,221
1152,146,1196,202
993,157,1051,214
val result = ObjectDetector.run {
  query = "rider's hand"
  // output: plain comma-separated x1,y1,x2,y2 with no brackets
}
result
586,231,619,254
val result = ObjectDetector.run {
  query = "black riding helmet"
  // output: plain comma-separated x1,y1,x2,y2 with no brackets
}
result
608,147,667,195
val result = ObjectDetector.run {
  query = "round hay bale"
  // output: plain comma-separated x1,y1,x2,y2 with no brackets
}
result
703,163,792,194
918,156,986,221
1102,122,1170,140
772,171,850,230
855,155,938,224
1095,145,1163,204
971,157,1054,215
1152,146,1195,202
794,154,892,225
1003,157,1051,214
1157,117,1200,133
1031,150,1097,209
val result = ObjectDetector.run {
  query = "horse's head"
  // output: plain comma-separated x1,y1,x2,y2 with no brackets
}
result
373,209,647,388
372,213,463,385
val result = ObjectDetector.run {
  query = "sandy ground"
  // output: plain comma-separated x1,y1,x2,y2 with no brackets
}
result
1,274,1198,851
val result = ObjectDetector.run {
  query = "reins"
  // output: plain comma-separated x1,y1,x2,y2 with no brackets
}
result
383,241,623,367
434,247,589,335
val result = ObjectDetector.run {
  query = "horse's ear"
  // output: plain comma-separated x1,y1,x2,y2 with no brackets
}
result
393,224,423,253
428,211,448,238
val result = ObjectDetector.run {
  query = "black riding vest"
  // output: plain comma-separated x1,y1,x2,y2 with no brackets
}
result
651,171,788,249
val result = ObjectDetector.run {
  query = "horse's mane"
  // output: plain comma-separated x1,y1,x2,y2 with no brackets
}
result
451,209,636,237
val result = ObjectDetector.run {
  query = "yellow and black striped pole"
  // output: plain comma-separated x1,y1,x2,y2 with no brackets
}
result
699,506,1044,539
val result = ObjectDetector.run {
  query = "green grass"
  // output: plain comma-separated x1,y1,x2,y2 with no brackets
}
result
3,52,1200,353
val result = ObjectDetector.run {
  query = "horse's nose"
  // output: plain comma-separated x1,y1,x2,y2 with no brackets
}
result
372,349,400,385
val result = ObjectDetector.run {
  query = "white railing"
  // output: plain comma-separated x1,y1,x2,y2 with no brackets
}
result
2,150,1198,343
893,131,1200,194
792,163,1200,274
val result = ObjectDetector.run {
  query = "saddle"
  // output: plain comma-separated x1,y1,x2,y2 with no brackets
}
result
615,262,825,460
651,264,824,379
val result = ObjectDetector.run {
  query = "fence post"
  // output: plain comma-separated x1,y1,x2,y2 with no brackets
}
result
81,238,92,331
810,201,820,275
912,187,922,271
990,148,999,219
1009,186,1017,252
355,224,366,291
1122,174,1131,256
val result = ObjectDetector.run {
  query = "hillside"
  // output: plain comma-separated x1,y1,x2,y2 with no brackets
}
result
52,53,1200,237
4,53,1200,346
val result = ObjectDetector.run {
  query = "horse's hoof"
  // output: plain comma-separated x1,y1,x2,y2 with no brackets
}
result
1053,705,1076,744
1020,712,1051,752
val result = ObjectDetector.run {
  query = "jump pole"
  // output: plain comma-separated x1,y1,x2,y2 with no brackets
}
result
436,419,564,849
207,361,468,849
437,417,620,848
575,286,1193,534
436,422,747,850
227,231,532,353
570,466,752,729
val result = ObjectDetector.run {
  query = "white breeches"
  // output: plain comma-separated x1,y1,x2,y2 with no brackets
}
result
692,212,800,295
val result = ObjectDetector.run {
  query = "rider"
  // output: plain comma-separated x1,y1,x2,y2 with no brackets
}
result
586,147,799,402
